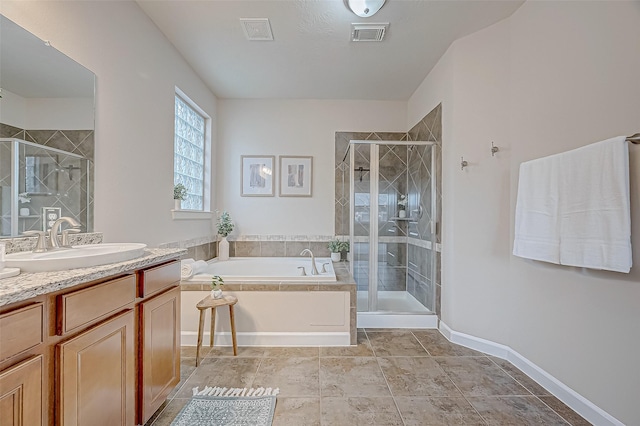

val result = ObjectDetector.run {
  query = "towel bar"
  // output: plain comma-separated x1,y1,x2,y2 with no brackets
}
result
627,133,639,144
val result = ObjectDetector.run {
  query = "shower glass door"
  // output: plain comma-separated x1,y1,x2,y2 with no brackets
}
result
350,141,436,314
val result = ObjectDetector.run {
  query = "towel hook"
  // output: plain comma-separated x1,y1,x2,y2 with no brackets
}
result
460,157,468,171
491,141,499,156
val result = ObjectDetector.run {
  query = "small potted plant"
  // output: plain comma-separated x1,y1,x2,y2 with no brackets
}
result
398,194,407,218
216,211,234,261
328,239,348,262
173,183,188,210
211,275,224,299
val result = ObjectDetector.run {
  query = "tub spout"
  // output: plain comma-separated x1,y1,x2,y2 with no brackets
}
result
300,249,319,275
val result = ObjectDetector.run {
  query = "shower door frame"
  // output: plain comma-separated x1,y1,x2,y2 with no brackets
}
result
349,139,437,314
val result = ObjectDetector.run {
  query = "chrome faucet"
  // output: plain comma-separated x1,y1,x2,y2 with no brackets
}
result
300,249,319,275
49,217,81,249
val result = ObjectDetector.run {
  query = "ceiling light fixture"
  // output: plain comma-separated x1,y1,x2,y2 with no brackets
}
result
345,0,386,18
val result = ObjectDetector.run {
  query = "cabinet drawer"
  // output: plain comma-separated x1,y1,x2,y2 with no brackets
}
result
57,275,136,335
139,261,180,298
0,303,43,362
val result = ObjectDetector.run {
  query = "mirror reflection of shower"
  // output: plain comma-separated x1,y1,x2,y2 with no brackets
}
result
0,138,89,237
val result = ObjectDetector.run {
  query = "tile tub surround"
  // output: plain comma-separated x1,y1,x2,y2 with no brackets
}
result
181,261,358,345
146,329,590,426
159,235,218,262
0,247,186,307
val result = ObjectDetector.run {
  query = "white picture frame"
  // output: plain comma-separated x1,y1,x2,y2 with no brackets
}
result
241,155,275,197
279,156,313,197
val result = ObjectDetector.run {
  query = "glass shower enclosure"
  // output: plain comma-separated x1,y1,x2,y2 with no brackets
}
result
350,140,438,328
0,138,89,237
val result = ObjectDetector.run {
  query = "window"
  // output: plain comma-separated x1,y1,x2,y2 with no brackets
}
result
174,94,207,211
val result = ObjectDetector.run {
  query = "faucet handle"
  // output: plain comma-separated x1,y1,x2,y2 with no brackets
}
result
22,231,48,253
297,266,307,276
321,262,330,273
61,228,81,247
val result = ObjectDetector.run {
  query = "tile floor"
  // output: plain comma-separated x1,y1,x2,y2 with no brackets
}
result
146,329,592,426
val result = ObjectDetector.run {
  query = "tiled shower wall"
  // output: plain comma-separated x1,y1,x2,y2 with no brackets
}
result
334,103,442,315
0,123,95,233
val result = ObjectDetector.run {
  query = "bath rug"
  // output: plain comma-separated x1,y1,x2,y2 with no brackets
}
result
170,386,279,426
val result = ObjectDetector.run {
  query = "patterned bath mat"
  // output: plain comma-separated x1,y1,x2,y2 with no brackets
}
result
170,386,279,426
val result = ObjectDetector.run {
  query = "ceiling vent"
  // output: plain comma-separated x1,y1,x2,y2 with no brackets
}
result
351,23,388,42
240,18,274,41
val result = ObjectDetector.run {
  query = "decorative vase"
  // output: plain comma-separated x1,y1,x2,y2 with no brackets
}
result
398,210,406,218
219,236,230,261
330,252,341,262
211,288,223,299
174,199,181,210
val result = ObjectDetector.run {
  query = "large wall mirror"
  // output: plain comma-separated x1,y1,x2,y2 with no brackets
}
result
0,14,95,237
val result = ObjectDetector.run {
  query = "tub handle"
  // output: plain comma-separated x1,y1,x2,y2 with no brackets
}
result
321,262,330,273
297,266,307,276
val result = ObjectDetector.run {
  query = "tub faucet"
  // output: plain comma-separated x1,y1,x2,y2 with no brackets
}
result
49,217,81,249
300,249,319,275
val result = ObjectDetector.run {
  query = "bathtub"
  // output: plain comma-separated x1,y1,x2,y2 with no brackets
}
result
188,257,337,282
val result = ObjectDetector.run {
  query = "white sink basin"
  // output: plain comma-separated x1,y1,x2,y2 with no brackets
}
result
5,243,147,273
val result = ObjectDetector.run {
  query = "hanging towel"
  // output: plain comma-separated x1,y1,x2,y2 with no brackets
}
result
557,136,631,273
514,136,632,273
513,153,562,264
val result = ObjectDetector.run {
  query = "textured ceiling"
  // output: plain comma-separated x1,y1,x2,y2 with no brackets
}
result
138,0,523,100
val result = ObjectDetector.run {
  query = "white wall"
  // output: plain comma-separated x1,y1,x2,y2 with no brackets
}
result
3,1,219,246
26,97,94,130
408,2,640,424
217,99,406,236
0,89,27,129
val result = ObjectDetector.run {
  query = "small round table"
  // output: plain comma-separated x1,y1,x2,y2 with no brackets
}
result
195,294,238,366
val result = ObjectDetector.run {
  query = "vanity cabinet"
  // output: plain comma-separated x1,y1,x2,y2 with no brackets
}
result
57,310,136,426
0,258,181,426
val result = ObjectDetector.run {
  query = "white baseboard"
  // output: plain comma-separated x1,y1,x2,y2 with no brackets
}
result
181,331,351,347
438,321,623,426
357,313,438,329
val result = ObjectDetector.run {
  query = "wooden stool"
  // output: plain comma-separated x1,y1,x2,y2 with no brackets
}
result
195,295,238,366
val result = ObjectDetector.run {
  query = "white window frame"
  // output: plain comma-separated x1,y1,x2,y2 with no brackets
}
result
172,87,212,220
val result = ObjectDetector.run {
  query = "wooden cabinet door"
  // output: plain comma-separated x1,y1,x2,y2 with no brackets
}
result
139,286,180,424
0,355,43,426
57,310,135,426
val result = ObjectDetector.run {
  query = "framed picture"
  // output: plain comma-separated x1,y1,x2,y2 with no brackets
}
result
279,156,313,197
241,155,275,196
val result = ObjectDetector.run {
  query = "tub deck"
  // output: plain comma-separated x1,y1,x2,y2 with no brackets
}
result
181,261,356,346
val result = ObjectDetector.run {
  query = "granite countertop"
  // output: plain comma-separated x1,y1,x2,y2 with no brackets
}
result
0,248,186,307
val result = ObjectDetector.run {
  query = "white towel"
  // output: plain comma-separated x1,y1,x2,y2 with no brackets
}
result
514,136,632,273
513,153,562,264
557,136,631,273
181,259,195,279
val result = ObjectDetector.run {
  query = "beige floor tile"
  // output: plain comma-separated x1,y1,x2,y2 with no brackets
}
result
490,357,550,396
320,332,374,357
174,357,261,398
150,398,189,426
435,357,529,397
167,360,198,399
207,346,266,358
253,357,319,397
320,357,390,397
272,397,321,426
378,357,461,396
367,330,429,356
468,396,570,425
413,330,483,356
540,396,592,426
181,345,210,359
321,397,404,425
395,396,486,426
262,347,320,357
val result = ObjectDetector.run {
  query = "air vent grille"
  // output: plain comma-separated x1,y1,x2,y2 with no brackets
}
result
351,23,388,42
240,18,274,41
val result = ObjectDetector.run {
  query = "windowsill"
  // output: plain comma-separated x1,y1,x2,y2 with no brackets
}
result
171,209,213,220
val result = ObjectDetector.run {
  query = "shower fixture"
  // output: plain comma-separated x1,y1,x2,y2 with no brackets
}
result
345,0,386,18
356,166,370,181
